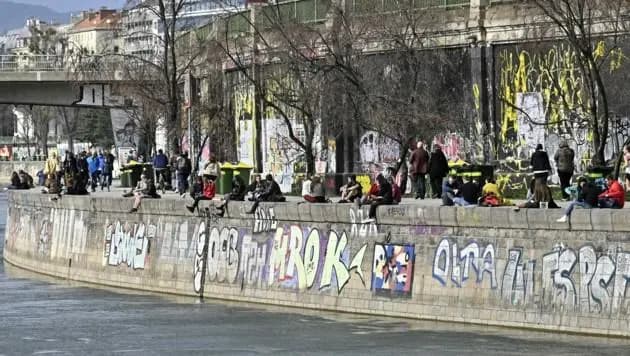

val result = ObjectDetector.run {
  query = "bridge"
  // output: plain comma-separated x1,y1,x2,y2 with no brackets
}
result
0,54,132,108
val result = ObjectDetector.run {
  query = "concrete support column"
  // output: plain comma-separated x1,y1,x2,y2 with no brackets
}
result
468,0,495,162
470,45,495,163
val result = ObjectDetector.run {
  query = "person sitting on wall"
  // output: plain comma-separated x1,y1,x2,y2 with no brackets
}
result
598,175,625,209
187,175,216,213
4,172,22,190
227,174,247,201
479,177,505,207
361,180,380,207
441,174,462,206
338,174,362,203
212,174,248,216
303,175,327,203
127,173,160,213
246,175,266,202
557,177,600,222
247,174,286,213
365,174,393,221
515,180,559,210
453,176,479,207
190,175,204,200
385,167,402,204
18,170,33,189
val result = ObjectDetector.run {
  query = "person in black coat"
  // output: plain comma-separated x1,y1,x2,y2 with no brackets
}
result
428,145,449,198
530,144,551,183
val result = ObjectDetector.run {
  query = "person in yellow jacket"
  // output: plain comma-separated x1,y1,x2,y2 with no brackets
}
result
43,152,61,198
480,177,510,206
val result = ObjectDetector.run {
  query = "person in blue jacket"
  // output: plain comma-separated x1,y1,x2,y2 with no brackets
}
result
86,152,101,192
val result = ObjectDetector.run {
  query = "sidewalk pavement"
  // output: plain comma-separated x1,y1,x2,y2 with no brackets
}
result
18,179,630,211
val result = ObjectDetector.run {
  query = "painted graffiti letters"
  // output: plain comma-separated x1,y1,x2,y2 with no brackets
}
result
104,221,154,270
349,208,378,238
501,248,535,305
432,238,497,289
193,222,368,295
372,244,415,297
253,207,277,233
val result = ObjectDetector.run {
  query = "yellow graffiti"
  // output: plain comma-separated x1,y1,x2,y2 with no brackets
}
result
594,41,606,61
609,47,626,73
472,83,480,111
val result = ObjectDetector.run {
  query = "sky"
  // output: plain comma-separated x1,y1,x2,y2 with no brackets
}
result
15,0,126,12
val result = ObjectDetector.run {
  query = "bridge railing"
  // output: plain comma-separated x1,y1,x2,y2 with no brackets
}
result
0,54,124,73
0,55,68,72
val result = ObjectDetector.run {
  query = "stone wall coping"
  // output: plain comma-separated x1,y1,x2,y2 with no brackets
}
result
9,191,624,232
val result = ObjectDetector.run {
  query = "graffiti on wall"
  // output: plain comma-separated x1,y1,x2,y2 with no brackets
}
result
372,244,415,297
104,221,155,270
501,248,536,305
359,131,399,172
497,43,630,173
254,207,277,234
542,244,630,314
193,221,369,295
5,207,87,259
349,207,378,238
432,238,498,289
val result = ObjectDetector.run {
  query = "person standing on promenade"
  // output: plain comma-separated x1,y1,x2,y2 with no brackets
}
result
530,144,551,183
554,140,575,200
428,144,449,199
409,141,429,199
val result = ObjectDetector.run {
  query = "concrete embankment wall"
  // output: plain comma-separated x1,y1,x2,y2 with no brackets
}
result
4,191,630,336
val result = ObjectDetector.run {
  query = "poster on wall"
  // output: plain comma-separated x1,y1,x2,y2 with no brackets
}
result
516,92,546,160
111,109,141,153
0,145,12,160
238,119,254,167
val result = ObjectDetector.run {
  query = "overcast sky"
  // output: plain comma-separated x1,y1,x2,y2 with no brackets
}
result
15,0,126,12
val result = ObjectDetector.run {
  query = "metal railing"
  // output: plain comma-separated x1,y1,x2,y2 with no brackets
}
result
0,54,68,72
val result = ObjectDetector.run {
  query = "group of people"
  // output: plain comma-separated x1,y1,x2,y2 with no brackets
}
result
409,141,450,200
40,150,116,200
5,170,34,190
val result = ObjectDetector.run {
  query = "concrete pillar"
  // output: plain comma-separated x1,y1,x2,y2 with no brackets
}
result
467,0,495,162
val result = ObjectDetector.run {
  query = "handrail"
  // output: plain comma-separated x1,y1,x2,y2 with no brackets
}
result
0,54,121,73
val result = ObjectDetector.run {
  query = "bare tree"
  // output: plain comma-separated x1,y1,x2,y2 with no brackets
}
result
58,107,80,150
344,3,469,167
119,0,207,155
530,0,629,166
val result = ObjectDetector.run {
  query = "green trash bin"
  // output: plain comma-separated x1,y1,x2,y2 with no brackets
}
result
120,171,130,188
217,163,233,195
231,162,253,186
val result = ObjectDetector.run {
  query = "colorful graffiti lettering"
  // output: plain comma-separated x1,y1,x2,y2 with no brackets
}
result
193,223,368,294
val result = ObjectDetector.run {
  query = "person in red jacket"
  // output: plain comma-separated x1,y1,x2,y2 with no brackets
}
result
187,176,216,213
598,175,625,209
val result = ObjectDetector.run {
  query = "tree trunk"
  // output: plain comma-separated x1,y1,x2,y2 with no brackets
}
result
305,145,315,177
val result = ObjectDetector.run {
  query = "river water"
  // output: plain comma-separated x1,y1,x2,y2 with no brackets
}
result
1,193,629,355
